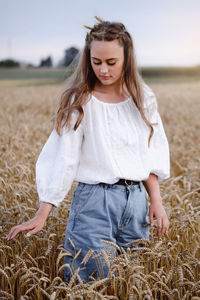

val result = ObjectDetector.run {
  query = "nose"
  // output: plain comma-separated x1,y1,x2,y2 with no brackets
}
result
100,63,108,74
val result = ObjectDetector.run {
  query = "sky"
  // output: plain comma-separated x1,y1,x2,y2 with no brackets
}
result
0,0,200,67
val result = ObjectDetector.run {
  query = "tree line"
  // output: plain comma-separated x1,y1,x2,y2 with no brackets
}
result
0,46,79,68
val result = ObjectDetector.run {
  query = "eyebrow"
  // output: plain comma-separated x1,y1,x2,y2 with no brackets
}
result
91,57,118,60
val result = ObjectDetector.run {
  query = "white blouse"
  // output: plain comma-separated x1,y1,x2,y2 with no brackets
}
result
36,83,170,207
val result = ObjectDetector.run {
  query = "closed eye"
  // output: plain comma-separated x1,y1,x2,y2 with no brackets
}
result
93,62,116,66
108,62,116,66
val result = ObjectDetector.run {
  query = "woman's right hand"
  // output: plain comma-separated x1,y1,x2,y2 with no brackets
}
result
6,215,46,240
6,202,53,240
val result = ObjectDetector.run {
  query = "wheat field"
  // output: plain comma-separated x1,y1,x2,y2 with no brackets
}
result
0,79,200,299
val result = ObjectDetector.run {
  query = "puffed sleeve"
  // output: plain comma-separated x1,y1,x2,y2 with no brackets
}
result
143,83,170,182
35,108,84,207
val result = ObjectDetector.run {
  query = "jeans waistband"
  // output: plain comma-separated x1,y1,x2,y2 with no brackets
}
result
77,180,142,192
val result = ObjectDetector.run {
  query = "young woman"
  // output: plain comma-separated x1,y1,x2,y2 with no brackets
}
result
7,17,170,283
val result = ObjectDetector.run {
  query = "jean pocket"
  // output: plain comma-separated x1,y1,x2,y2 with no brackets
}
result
70,184,98,232
71,183,85,211
73,184,98,217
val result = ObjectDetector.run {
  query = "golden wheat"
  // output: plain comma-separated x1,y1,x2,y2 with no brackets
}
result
0,80,200,299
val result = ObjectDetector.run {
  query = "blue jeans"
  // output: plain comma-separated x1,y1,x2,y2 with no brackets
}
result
64,181,149,283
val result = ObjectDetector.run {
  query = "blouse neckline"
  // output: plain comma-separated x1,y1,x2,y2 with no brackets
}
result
91,94,132,105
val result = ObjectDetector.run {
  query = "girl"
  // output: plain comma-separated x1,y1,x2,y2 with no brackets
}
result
7,17,170,283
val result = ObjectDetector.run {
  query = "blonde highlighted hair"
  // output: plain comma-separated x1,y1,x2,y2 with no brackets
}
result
55,16,155,147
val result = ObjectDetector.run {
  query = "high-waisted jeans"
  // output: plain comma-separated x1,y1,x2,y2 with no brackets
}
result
64,181,149,283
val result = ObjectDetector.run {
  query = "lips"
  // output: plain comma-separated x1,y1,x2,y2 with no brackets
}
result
100,76,110,80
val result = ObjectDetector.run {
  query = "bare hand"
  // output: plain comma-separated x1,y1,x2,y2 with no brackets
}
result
149,201,169,236
6,202,53,240
6,215,46,240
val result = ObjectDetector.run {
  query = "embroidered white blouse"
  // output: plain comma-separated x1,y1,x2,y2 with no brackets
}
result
36,83,170,207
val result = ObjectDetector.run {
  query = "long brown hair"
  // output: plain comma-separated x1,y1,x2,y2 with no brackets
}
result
55,17,155,147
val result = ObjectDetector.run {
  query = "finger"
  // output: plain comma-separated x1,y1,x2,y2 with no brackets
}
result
157,218,162,230
26,226,41,237
161,225,166,236
7,226,20,240
156,218,162,236
7,224,34,240
149,210,154,227
161,222,166,236
160,214,169,235
162,219,169,236
8,227,24,240
6,229,14,240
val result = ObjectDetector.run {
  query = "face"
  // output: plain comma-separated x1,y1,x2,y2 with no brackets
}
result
90,39,124,87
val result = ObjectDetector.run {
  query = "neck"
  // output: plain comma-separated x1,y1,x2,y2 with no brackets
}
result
94,81,126,96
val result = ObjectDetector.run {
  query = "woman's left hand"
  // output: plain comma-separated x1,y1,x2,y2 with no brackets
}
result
149,199,169,236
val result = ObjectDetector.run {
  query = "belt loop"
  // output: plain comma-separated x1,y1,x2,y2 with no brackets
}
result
139,182,142,192
100,182,108,189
